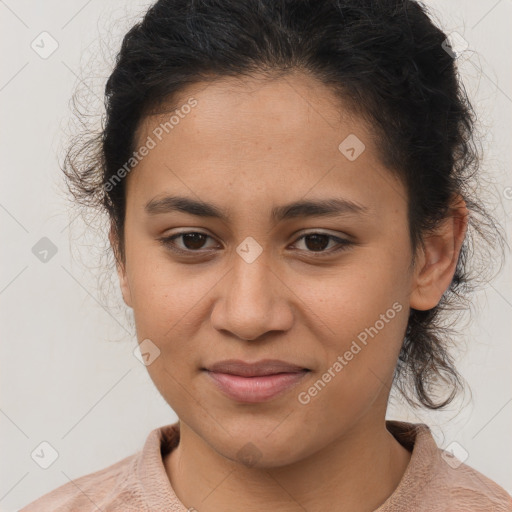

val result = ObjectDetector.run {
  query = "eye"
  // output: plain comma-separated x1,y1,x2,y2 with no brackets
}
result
158,230,353,257
158,231,218,254
290,231,353,256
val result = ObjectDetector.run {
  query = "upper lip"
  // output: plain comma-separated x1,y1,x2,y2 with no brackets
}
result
204,359,309,377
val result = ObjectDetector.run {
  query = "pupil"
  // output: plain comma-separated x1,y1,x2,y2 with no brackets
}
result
305,234,329,251
183,233,206,250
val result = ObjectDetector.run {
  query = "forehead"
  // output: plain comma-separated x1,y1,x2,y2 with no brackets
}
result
147,72,357,144
128,72,406,218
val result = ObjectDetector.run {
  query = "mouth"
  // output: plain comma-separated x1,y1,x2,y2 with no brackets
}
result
202,359,311,403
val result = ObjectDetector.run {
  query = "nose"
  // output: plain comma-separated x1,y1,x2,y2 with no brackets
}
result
210,252,294,342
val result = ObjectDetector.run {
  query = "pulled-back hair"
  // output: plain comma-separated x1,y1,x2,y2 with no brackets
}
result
63,0,505,410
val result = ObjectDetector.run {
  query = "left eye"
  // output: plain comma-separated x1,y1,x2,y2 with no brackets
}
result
292,232,352,254
158,231,352,255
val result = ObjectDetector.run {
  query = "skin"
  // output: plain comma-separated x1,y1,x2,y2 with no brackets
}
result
111,71,468,512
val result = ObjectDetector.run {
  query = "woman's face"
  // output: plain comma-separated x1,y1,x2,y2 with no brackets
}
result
116,72,421,466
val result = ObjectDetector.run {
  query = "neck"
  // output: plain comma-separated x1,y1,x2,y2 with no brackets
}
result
164,414,412,512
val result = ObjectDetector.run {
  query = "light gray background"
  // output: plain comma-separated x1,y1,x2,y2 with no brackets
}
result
1,1,511,510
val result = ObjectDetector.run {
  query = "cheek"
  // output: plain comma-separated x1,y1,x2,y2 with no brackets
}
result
292,248,410,346
289,249,410,401
126,249,223,395
125,233,207,332
292,285,408,447
127,259,216,411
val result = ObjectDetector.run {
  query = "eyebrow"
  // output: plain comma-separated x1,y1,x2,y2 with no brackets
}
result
144,195,369,222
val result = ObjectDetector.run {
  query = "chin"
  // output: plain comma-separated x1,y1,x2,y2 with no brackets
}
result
208,424,313,469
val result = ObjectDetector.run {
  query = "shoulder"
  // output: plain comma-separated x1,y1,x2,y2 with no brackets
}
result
383,421,512,511
19,452,145,512
435,456,512,511
19,423,181,512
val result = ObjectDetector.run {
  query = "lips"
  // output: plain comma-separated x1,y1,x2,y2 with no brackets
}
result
203,359,310,403
204,359,309,377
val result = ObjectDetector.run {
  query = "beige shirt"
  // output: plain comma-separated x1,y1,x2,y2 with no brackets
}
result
20,420,512,511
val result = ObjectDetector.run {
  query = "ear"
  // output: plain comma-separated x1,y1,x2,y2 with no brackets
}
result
109,222,133,309
409,195,469,311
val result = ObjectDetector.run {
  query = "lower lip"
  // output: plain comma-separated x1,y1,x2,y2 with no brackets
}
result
205,370,309,403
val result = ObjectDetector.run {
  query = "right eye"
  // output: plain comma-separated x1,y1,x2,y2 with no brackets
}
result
158,231,220,254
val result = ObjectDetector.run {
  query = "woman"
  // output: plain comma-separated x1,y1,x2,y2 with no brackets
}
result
22,0,512,510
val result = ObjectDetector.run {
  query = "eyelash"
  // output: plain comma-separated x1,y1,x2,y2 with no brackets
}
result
157,231,353,257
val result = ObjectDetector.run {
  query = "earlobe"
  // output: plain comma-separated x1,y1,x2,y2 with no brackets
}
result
116,261,133,309
409,196,469,311
109,224,133,309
